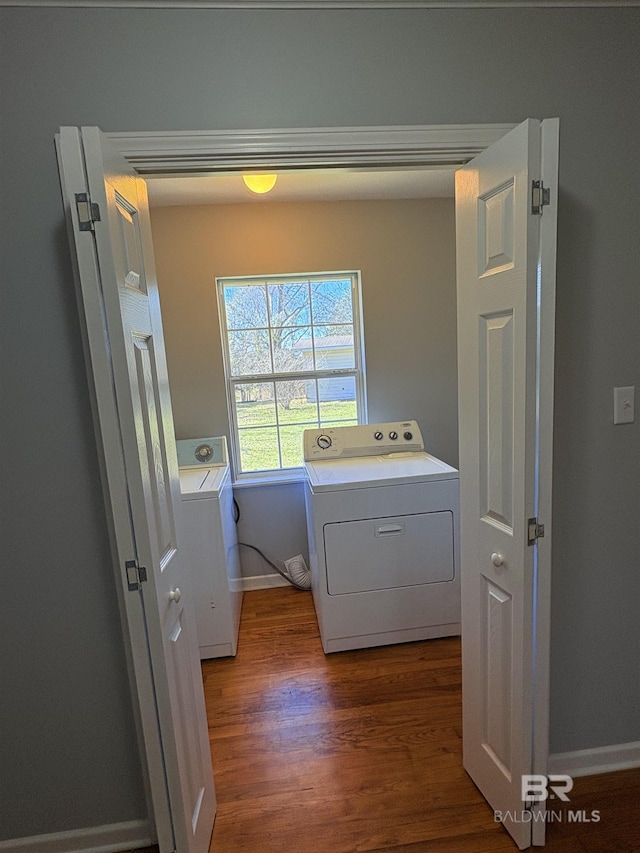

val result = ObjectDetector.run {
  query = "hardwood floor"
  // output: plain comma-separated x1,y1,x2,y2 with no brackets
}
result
126,587,640,852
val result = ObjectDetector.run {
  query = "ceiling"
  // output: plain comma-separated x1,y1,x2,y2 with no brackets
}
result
146,167,456,208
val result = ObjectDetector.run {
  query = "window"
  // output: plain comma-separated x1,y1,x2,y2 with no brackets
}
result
217,272,366,478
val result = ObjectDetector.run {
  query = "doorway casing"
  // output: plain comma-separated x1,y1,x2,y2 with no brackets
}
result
104,122,553,847
109,124,516,174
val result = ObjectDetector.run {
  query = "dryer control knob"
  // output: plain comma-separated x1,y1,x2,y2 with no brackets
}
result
316,434,332,450
403,431,413,441
374,431,384,441
389,431,398,440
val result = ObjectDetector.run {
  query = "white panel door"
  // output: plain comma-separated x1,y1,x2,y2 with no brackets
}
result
57,127,216,853
456,118,558,850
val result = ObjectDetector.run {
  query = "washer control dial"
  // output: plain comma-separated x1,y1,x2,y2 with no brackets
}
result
316,434,332,450
389,431,398,440
374,431,384,441
195,443,214,462
403,431,413,441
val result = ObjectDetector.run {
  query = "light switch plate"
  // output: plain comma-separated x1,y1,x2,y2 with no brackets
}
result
613,386,635,424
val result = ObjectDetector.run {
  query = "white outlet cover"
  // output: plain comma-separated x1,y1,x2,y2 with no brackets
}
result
613,386,635,424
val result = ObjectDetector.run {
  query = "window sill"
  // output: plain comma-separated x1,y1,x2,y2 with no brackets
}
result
232,469,307,489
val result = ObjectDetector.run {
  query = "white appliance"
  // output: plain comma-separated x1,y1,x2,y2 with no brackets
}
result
303,421,460,653
177,437,243,659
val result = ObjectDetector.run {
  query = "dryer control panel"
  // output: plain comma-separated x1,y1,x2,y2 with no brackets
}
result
303,421,424,461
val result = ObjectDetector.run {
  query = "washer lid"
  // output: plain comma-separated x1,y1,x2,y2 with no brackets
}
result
304,451,458,492
179,464,229,499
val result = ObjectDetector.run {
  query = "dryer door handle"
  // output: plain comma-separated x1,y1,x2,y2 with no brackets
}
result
375,522,405,537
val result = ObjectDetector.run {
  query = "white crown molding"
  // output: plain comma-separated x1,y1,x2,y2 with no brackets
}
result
2,0,639,9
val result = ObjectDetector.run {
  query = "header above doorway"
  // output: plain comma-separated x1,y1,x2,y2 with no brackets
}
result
4,1,636,9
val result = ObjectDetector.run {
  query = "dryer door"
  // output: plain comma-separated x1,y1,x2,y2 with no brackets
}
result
324,511,455,595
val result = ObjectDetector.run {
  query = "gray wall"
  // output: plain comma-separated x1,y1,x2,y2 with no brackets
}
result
1,5,639,842
151,198,458,465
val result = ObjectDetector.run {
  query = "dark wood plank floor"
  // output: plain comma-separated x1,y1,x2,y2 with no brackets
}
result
125,587,640,852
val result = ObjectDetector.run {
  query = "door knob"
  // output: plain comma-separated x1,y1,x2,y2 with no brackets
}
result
491,553,504,568
169,587,182,603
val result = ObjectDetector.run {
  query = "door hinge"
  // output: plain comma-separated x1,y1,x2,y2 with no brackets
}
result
531,180,550,215
527,517,545,546
125,559,148,591
75,192,101,231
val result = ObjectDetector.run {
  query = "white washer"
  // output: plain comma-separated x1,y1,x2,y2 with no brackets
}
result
303,421,460,653
177,437,243,659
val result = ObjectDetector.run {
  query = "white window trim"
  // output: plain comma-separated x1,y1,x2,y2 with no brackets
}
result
216,270,367,481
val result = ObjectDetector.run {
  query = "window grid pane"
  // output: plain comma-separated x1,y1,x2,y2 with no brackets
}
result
238,427,281,472
221,273,364,474
224,283,269,330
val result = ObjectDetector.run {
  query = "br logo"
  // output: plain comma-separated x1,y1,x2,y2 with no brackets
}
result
522,774,573,802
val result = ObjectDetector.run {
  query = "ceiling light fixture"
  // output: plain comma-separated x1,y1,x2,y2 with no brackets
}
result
242,174,278,195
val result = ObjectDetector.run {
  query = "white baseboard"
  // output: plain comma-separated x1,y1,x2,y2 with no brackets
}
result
0,819,152,853
241,573,291,591
548,740,640,778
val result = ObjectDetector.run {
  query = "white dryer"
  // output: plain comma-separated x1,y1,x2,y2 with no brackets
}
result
177,437,243,659
303,421,460,653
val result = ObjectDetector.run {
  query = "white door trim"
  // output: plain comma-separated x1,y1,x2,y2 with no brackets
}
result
82,121,553,845
56,129,174,849
530,116,559,845
109,124,515,173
